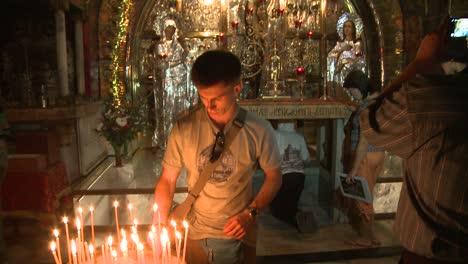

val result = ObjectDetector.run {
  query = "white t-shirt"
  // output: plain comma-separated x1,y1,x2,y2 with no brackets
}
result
162,105,281,243
275,123,310,175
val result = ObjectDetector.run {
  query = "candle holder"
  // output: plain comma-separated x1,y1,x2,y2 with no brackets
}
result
296,67,306,100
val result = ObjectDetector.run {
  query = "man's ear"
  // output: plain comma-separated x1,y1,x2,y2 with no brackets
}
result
234,83,242,96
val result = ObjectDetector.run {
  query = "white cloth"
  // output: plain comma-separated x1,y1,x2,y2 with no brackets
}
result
275,123,310,175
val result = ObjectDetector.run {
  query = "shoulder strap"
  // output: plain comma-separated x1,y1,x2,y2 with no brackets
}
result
171,108,247,218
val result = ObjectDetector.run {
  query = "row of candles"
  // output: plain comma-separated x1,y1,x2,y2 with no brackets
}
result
48,201,188,264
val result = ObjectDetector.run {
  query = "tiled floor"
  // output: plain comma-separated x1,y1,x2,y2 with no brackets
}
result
1,140,402,263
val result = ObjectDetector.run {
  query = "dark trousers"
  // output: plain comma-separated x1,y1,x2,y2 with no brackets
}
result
270,172,305,228
399,250,466,264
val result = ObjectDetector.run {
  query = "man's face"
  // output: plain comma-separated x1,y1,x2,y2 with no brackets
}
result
197,82,241,121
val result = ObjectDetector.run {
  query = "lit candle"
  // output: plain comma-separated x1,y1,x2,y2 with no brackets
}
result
63,216,72,264
231,20,239,30
90,206,95,247
89,245,95,264
107,236,114,262
137,243,144,264
101,244,106,264
153,203,160,231
182,220,189,264
176,231,182,263
75,218,83,264
113,201,121,243
78,207,84,238
128,203,134,223
148,231,156,264
53,229,62,264
295,19,303,28
71,240,78,264
84,241,91,262
112,249,118,264
50,241,60,264
160,234,167,264
307,31,314,38
170,220,177,243
120,239,128,258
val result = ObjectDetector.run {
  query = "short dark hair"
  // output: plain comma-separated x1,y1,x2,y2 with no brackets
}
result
343,70,371,99
191,50,242,88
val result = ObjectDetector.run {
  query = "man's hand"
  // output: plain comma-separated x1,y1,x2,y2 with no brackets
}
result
223,210,255,240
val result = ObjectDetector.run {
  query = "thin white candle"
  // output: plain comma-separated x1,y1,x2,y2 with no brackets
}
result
128,203,134,223
63,217,72,264
182,221,189,264
78,207,84,241
153,203,160,231
89,245,95,264
149,231,156,264
50,241,60,264
53,229,62,264
71,240,78,264
90,206,95,247
113,201,121,243
107,236,114,264
137,243,144,264
84,241,91,262
75,218,83,264
112,249,118,264
176,231,182,264
170,220,177,243
160,234,167,264
120,239,128,257
101,244,106,264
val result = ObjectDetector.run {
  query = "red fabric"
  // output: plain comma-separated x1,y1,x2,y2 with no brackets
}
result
1,162,68,214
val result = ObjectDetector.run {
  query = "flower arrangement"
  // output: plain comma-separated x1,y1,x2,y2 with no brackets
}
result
96,94,147,166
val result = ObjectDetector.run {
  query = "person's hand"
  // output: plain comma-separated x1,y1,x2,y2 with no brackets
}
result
223,210,255,240
346,168,358,184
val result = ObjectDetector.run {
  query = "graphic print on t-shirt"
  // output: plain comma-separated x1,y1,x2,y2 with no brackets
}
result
281,144,304,172
197,144,236,183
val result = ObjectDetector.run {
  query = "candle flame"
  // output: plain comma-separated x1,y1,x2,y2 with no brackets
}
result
162,227,168,236
113,200,119,207
176,231,182,240
121,229,127,239
50,241,57,251
148,231,154,240
112,249,117,258
151,225,156,233
170,219,176,228
71,240,77,254
53,229,59,237
90,206,94,212
75,219,81,230
128,203,133,210
153,203,158,212
183,220,189,229
89,244,94,255
120,239,128,253
63,216,68,224
107,236,113,246
78,207,83,214
138,243,144,251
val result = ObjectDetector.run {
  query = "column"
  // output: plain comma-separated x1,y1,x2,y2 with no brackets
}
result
55,9,69,97
74,18,86,96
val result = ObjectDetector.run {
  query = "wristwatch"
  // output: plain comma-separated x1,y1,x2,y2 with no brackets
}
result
247,207,258,218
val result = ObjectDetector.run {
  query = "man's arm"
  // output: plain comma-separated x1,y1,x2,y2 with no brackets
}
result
223,167,282,240
153,167,181,225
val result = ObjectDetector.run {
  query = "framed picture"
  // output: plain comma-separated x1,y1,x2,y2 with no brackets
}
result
339,173,373,203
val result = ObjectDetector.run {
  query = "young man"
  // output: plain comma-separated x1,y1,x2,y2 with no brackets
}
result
153,50,282,263
360,19,468,263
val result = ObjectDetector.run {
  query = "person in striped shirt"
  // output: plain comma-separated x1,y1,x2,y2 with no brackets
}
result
359,18,468,263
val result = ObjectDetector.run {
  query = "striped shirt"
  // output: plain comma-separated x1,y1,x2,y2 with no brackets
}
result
360,72,468,261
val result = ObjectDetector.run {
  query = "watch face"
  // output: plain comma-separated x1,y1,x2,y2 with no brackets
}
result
249,207,258,217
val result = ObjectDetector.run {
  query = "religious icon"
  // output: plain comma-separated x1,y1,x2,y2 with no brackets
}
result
327,13,365,98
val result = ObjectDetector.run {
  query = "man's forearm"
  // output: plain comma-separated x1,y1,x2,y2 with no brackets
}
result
249,168,282,211
153,176,176,225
